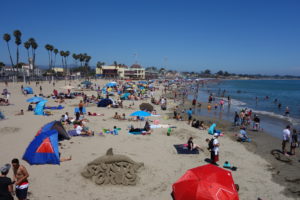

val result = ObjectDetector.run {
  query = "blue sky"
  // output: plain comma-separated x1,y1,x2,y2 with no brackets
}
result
1,0,300,75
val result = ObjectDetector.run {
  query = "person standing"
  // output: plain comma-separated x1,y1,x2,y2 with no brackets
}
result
39,85,42,94
78,100,84,114
212,133,220,165
0,164,14,200
187,108,193,125
282,125,291,155
11,158,29,200
290,129,298,155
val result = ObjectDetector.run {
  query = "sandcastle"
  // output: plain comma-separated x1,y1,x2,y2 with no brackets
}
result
81,148,144,185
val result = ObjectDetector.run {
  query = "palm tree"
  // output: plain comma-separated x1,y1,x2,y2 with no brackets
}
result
24,41,31,64
45,44,51,69
60,50,65,69
53,48,58,68
30,40,38,76
72,53,78,67
13,30,22,77
64,51,70,75
3,33,14,69
79,53,85,67
49,45,54,69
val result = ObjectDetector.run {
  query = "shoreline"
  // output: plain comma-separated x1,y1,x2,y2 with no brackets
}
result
165,91,300,199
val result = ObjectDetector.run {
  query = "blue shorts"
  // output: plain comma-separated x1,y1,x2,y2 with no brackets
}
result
16,187,28,199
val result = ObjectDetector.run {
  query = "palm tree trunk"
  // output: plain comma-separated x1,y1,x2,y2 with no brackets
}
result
54,54,57,68
6,42,14,73
48,51,51,69
16,46,20,80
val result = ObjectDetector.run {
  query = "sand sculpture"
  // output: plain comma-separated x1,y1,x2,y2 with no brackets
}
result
81,148,144,185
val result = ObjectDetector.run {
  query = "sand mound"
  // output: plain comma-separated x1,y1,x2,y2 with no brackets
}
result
81,148,144,186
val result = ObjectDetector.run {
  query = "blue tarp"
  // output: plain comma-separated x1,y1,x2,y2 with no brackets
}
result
22,129,60,165
74,107,86,114
97,99,112,107
24,87,33,94
34,100,47,115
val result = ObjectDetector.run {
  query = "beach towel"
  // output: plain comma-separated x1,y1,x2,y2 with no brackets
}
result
74,107,86,114
45,105,64,110
173,144,199,154
67,130,91,137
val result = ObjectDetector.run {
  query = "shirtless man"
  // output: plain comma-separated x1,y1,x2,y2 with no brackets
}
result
11,158,29,200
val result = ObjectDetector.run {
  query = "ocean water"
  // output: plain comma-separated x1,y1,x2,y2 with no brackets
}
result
191,79,300,138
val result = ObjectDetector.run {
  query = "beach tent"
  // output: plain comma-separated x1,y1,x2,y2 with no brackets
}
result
172,164,239,200
24,87,33,94
36,121,70,141
34,100,47,115
97,98,113,107
23,129,60,165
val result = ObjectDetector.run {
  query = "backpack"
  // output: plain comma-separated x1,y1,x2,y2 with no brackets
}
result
208,138,215,150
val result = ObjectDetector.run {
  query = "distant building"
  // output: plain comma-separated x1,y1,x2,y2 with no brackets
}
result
96,64,145,79
53,67,64,73
145,69,159,80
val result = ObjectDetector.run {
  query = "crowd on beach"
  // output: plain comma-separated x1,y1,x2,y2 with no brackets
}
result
0,78,299,200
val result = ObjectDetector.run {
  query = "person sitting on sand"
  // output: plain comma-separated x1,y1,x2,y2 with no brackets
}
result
113,112,121,120
76,122,93,136
187,137,202,151
122,113,126,120
237,126,249,142
199,121,207,130
15,109,24,116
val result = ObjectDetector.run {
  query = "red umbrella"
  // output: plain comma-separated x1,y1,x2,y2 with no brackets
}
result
172,164,239,200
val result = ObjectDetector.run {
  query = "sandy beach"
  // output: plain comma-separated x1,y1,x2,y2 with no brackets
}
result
0,80,298,200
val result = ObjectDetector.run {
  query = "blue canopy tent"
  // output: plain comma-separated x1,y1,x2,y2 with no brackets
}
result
34,100,47,115
24,87,33,94
23,129,60,165
26,96,45,103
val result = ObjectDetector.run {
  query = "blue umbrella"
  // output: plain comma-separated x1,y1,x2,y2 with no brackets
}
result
130,111,151,117
26,97,45,103
106,82,117,87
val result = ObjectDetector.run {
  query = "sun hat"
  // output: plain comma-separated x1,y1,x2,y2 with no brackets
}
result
213,133,219,137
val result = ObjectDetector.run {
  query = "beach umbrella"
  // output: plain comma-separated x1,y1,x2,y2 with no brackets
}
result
130,111,151,117
172,164,239,200
139,103,154,112
106,82,117,87
26,96,45,103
